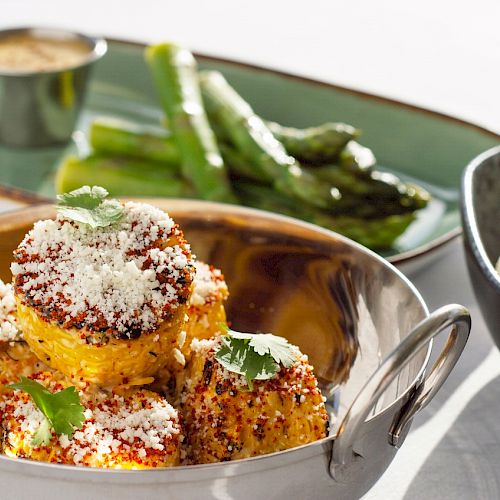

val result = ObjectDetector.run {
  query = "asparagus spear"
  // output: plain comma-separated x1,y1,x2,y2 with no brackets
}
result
310,211,415,250
55,155,194,198
223,129,429,217
234,181,414,249
145,43,236,203
89,117,181,169
310,164,429,216
338,141,376,172
301,139,429,216
219,144,264,183
199,70,343,211
86,113,429,218
267,121,360,165
89,116,362,172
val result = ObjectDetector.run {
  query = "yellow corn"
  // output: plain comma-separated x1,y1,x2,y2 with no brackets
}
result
181,340,329,464
0,342,47,388
16,297,188,387
1,372,181,468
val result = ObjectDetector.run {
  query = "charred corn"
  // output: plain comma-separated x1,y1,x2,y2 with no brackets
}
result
0,371,182,468
11,199,194,387
184,261,229,357
154,261,228,395
180,337,329,464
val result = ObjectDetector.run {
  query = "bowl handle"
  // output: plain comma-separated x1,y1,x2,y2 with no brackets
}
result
329,304,470,482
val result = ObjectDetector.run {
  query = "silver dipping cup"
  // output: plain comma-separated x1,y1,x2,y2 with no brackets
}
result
0,27,107,147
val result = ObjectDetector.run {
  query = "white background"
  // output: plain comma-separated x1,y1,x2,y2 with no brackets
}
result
2,0,500,132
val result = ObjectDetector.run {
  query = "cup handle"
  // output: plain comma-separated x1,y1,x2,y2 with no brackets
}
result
329,304,470,482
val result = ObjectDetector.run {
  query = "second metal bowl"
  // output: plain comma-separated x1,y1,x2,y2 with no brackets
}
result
461,146,500,348
0,27,107,147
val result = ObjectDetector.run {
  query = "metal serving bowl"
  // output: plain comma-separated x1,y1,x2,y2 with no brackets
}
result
461,146,500,348
0,27,107,147
0,200,470,500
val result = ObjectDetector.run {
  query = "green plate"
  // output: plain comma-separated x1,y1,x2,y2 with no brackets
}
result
0,38,498,266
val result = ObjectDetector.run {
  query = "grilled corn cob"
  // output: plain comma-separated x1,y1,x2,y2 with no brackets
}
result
11,201,194,387
0,343,47,388
154,261,228,395
0,279,22,345
0,279,47,389
180,337,329,464
0,372,182,468
184,261,228,357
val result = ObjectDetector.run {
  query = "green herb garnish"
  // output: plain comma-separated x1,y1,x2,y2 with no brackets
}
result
214,328,296,390
7,377,85,446
56,185,124,228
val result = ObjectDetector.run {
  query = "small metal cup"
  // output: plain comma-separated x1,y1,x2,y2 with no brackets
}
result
0,27,107,148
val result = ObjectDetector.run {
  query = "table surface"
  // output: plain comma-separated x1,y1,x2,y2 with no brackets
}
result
3,2,500,499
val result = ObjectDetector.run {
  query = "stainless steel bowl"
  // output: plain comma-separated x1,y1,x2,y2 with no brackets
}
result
0,200,470,500
0,27,107,147
461,146,500,347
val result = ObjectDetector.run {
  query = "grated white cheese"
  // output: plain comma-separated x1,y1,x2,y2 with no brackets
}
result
177,330,186,348
5,388,181,466
0,279,22,342
64,393,180,465
12,399,45,434
12,202,194,337
173,348,186,367
189,337,249,389
190,337,217,353
190,261,227,307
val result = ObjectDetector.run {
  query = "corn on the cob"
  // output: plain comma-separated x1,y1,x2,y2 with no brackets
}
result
154,261,228,395
0,343,48,388
180,337,329,464
184,261,229,357
1,372,182,468
0,280,22,344
0,280,48,390
11,201,194,387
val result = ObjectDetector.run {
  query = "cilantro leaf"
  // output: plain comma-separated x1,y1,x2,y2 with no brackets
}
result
228,331,296,367
50,386,86,436
248,333,296,368
57,185,108,209
7,377,85,445
215,329,296,390
56,185,124,228
32,419,51,446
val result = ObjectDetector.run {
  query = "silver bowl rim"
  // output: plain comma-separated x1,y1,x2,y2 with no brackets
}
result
0,26,107,77
0,199,431,477
461,145,500,292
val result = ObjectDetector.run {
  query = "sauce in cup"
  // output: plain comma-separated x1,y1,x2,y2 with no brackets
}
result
0,33,91,73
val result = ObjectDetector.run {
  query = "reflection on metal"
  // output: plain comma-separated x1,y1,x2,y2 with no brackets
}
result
0,200,471,500
330,305,470,482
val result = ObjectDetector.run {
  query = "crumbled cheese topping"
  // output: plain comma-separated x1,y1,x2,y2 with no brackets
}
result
0,279,22,342
173,348,186,367
11,202,194,339
2,377,181,468
190,262,227,307
12,398,45,434
66,393,180,465
182,336,329,464
190,337,218,352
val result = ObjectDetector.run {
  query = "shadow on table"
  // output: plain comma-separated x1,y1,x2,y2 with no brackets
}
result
401,242,495,433
406,331,492,434
403,375,500,499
